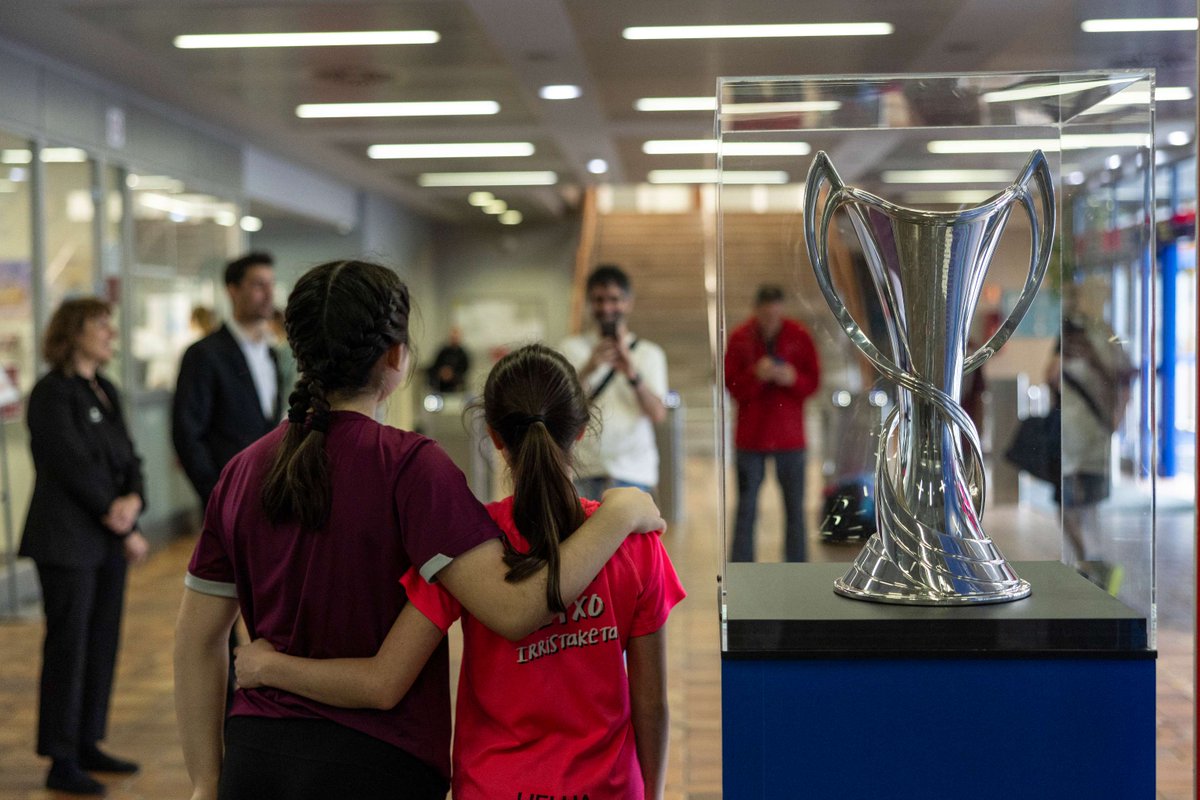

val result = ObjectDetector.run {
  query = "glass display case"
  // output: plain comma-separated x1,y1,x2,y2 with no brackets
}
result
715,70,1157,643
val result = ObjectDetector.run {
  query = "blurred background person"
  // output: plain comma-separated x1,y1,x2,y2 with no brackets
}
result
1045,284,1133,588
19,297,148,796
189,306,219,340
725,285,821,562
425,325,470,393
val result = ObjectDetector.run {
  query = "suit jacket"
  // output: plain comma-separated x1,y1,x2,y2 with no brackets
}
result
172,324,282,504
20,370,145,568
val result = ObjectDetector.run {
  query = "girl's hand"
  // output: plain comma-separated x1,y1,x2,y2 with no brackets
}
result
233,638,278,689
599,486,666,535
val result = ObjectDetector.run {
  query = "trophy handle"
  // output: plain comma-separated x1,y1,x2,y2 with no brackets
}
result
804,151,898,379
963,149,1056,375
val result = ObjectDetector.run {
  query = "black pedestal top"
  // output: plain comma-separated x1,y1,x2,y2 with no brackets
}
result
722,561,1152,659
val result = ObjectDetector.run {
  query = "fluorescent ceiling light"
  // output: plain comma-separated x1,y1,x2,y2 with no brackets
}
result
467,191,494,206
636,97,717,112
644,140,811,156
1155,86,1195,101
367,142,534,159
647,169,788,184
1088,86,1195,109
903,190,1001,205
587,159,609,174
1166,130,1192,146
214,210,238,227
483,199,508,214
881,169,1015,184
1,147,88,164
539,85,582,100
499,210,523,225
240,215,263,232
982,78,1130,103
623,23,893,40
926,133,1152,154
296,101,499,118
722,100,841,114
174,31,439,48
927,139,1061,154
417,171,557,187
1081,18,1198,32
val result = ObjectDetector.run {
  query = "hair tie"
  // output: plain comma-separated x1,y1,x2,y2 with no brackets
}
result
504,412,545,431
287,408,307,425
309,411,331,434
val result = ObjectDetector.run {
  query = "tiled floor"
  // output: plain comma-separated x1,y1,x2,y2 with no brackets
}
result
0,455,1192,799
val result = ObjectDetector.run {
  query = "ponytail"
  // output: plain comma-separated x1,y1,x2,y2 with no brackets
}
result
503,420,585,612
483,345,591,613
262,377,332,530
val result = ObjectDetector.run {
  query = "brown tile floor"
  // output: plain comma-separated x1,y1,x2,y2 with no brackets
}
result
0,455,1192,799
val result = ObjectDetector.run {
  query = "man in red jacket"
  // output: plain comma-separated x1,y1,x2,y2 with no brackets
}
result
725,285,821,562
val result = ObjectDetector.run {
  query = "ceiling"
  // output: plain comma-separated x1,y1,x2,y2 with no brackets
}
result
0,0,1194,225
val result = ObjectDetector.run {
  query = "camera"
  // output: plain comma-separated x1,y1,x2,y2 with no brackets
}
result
599,319,619,339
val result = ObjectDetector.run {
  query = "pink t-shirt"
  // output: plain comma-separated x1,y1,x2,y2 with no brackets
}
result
186,411,501,779
401,496,686,800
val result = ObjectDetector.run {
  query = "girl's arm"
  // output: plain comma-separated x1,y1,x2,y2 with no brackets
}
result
436,486,665,641
174,589,241,800
234,603,444,711
627,629,669,800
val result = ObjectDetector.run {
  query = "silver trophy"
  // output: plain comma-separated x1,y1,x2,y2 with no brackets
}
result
804,150,1055,604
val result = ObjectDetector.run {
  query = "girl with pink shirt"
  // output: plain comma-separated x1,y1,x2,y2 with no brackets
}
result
236,343,685,800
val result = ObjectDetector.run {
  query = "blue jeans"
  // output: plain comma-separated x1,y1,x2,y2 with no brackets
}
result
730,449,807,562
574,476,653,502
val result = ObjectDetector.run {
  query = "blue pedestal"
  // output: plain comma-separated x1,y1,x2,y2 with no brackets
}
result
721,562,1155,799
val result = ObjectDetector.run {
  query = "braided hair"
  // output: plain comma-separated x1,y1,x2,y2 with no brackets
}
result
483,344,590,613
262,260,411,530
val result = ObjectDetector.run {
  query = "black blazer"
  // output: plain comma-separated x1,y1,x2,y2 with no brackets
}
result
19,371,145,568
172,324,281,503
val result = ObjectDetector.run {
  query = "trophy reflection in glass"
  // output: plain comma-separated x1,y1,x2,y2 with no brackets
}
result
803,150,1055,604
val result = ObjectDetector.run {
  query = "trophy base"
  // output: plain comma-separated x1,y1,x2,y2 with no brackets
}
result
834,534,1032,606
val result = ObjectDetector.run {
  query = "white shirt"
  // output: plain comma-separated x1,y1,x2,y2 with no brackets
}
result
559,331,668,487
227,319,278,421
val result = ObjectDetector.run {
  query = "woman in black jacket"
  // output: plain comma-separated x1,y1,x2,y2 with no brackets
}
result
19,297,148,796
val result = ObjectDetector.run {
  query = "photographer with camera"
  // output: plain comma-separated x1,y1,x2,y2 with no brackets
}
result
560,265,668,500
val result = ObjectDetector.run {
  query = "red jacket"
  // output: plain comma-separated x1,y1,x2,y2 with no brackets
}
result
725,317,821,451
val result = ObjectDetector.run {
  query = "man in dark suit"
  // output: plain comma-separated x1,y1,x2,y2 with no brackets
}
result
173,252,280,708
173,252,281,508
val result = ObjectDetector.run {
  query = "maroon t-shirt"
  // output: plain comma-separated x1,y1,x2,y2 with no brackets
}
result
185,411,500,779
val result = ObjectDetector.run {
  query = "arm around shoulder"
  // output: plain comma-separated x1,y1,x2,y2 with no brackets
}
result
435,487,665,641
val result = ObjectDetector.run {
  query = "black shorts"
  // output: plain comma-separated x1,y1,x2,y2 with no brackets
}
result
1056,472,1110,508
219,716,447,800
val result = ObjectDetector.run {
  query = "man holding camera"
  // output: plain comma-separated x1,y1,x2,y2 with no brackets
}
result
725,284,821,562
560,264,668,500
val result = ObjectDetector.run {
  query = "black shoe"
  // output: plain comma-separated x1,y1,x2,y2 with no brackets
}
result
78,746,139,774
46,760,106,795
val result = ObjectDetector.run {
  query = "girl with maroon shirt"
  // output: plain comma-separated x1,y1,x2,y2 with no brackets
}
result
236,344,684,800
174,262,664,800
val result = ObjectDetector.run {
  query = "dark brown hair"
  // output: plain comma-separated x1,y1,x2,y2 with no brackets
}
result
484,343,589,612
261,260,410,530
42,297,112,371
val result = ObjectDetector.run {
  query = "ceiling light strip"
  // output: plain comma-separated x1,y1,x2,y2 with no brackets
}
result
297,101,500,118
643,140,811,156
175,31,440,48
647,170,788,184
926,133,1153,154
1080,18,1198,33
418,172,557,187
636,97,717,112
623,23,893,40
368,143,534,159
